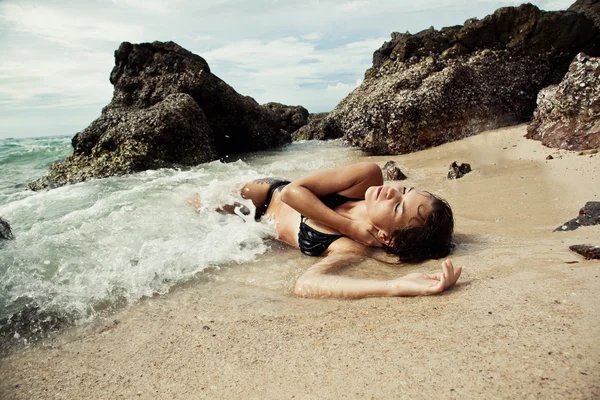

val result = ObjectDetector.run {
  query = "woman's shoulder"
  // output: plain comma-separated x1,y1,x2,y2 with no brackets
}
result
325,237,369,256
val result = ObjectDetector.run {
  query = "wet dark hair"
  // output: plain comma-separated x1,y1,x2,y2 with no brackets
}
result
385,194,454,263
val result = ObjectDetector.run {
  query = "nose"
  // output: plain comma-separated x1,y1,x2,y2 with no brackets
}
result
386,186,401,199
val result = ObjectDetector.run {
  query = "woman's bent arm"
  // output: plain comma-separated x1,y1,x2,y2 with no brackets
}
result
294,253,463,299
280,162,383,246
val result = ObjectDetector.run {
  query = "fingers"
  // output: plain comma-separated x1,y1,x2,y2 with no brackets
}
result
433,259,464,293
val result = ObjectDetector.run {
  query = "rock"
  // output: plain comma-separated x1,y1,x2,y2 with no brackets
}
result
382,161,407,180
292,113,339,141
0,217,13,241
30,94,217,189
0,305,67,354
263,103,309,134
526,53,600,151
569,0,600,27
554,201,600,231
313,4,600,154
546,155,554,160
569,244,600,259
30,41,289,190
447,161,472,179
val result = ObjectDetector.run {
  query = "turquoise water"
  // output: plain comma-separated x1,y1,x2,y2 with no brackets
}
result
0,135,364,340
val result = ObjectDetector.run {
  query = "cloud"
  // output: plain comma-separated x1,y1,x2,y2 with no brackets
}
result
198,37,383,111
110,0,177,14
0,2,145,47
0,0,579,138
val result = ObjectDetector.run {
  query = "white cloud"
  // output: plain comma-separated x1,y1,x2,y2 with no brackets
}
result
341,0,371,12
0,3,145,47
0,0,580,138
111,0,176,14
302,32,323,41
198,37,383,111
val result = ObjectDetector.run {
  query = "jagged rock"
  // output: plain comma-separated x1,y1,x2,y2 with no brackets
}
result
569,0,600,27
382,161,407,180
311,4,600,154
292,113,338,141
0,306,67,353
30,94,216,189
447,162,472,179
526,53,600,150
263,103,309,134
555,201,600,231
30,41,289,190
0,217,13,241
569,244,600,259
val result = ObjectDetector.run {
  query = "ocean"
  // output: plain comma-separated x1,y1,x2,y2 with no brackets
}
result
0,135,364,346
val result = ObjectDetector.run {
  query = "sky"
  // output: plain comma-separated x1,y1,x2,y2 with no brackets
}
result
0,0,575,139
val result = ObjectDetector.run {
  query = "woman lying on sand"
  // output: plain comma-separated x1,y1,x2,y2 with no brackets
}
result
193,162,462,298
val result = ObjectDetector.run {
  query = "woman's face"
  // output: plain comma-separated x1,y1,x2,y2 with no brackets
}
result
365,183,433,238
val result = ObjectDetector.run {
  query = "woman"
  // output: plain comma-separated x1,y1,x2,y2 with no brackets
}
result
206,162,462,298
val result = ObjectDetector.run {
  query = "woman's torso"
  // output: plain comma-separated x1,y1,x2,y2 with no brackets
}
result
264,191,361,252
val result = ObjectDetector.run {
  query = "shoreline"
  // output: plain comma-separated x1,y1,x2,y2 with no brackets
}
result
1,125,599,399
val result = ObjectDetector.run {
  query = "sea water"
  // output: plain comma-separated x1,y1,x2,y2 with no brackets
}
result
0,135,364,342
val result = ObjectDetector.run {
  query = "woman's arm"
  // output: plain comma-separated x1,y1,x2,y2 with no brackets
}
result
280,162,383,246
294,252,463,299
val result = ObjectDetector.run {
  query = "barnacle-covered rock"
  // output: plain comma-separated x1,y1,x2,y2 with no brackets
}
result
0,217,13,241
308,4,600,154
30,41,290,190
526,53,600,150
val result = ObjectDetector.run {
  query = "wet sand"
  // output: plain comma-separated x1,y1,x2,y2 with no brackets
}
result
1,125,599,399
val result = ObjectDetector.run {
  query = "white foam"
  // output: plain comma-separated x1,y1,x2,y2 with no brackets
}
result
0,137,361,322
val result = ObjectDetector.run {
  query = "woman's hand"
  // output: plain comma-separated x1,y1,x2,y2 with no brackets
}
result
393,259,463,296
185,193,202,213
344,220,383,247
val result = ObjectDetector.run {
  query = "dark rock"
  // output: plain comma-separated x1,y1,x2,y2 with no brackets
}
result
447,162,472,179
292,113,340,141
526,53,600,151
29,41,289,190
555,201,600,231
569,244,600,259
30,94,216,189
320,4,600,154
0,306,68,354
0,217,13,241
263,102,309,134
382,161,407,180
569,0,600,27
546,155,554,160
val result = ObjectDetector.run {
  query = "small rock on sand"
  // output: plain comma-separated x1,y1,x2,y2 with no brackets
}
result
569,245,600,260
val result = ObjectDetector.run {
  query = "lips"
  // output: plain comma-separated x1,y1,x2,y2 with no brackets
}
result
376,187,383,199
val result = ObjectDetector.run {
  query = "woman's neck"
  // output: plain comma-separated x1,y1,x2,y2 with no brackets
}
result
336,200,368,223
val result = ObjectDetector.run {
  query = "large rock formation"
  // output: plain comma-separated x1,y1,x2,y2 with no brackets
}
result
262,103,309,135
569,0,600,26
292,113,332,141
311,4,600,154
30,41,289,190
526,53,600,150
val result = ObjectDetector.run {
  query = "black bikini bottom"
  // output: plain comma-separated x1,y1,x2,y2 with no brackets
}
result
254,180,291,221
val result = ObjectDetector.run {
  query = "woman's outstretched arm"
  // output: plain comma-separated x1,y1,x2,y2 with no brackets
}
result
280,162,383,246
294,252,463,299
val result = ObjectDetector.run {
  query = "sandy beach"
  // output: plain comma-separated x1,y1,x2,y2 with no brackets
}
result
1,125,599,399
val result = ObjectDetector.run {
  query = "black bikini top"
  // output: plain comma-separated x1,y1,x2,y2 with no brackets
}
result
298,193,363,257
